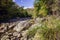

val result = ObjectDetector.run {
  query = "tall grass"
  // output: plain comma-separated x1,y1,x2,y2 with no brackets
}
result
27,16,60,40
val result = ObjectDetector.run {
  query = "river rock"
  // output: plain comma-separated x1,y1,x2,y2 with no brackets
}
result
13,32,20,37
1,35,9,40
0,24,7,33
13,20,31,32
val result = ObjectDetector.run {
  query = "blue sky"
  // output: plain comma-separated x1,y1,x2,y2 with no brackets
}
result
13,0,34,9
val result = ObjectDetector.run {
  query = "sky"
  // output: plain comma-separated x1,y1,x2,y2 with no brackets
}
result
13,0,34,9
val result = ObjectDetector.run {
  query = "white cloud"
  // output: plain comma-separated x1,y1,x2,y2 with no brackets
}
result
24,7,34,9
13,0,15,2
24,7,28,9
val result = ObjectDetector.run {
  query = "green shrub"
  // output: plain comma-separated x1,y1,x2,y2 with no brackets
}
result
27,16,60,40
27,26,41,38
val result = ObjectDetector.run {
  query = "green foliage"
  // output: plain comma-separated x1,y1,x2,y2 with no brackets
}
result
33,0,60,18
39,5,48,17
0,0,31,21
33,0,49,18
27,26,41,38
27,16,60,40
33,26,60,40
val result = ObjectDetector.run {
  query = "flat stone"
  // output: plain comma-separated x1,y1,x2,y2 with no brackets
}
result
1,35,9,40
13,32,20,37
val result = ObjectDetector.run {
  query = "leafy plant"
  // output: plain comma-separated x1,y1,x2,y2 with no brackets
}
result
27,16,60,40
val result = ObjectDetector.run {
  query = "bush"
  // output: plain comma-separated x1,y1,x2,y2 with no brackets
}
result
39,5,48,17
27,16,60,40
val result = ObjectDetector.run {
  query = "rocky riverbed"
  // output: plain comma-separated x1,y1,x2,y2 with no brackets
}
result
0,17,44,40
0,18,35,40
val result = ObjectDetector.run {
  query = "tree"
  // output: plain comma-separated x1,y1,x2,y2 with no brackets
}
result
0,0,30,21
51,0,60,15
0,0,13,20
33,0,49,18
33,0,60,18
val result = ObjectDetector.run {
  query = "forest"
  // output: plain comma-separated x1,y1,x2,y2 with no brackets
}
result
0,0,60,20
0,0,32,21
